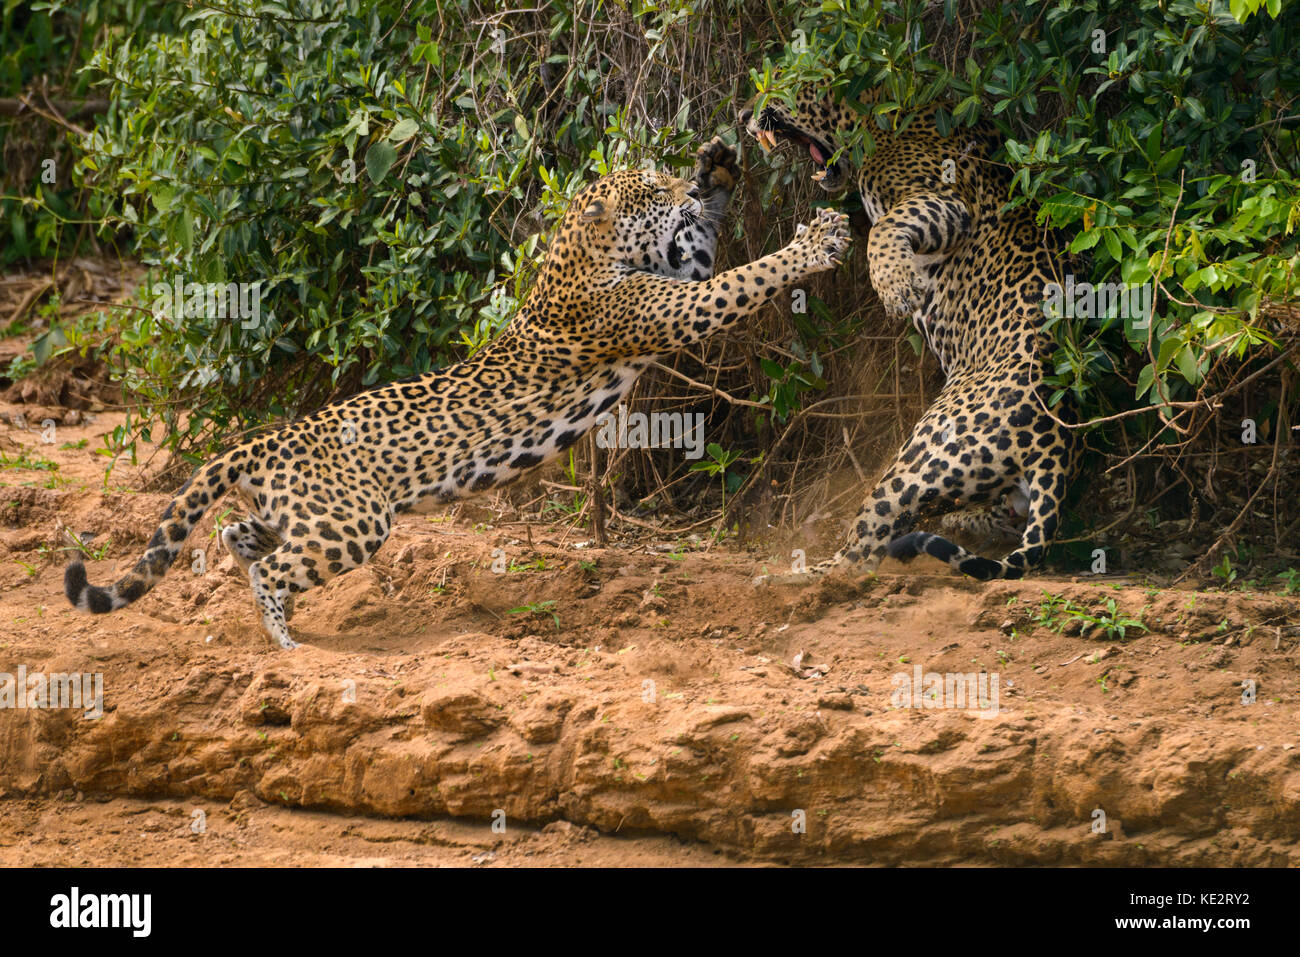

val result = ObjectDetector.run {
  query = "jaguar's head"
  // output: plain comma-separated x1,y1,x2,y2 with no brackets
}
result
739,87,850,193
559,168,706,278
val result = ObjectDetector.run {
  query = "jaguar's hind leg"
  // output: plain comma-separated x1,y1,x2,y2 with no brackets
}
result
221,517,281,573
221,517,295,620
938,497,1026,551
889,465,1068,580
757,411,997,585
247,504,393,650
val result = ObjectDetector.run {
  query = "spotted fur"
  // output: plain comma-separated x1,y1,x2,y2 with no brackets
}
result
742,86,1079,581
66,139,850,648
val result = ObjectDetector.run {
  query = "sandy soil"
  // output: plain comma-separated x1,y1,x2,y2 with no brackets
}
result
0,399,1298,867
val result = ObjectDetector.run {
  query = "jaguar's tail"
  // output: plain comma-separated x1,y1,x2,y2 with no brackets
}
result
886,531,1034,581
887,468,1068,581
65,449,247,614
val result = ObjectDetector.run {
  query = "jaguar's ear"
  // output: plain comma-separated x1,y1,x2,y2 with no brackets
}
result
581,199,608,222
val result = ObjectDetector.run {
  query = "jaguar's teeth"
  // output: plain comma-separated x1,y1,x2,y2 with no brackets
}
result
811,170,826,182
757,129,777,152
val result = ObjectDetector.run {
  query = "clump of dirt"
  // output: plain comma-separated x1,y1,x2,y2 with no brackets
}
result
1,400,1299,866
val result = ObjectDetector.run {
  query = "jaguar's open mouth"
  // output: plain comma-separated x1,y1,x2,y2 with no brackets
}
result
748,114,842,189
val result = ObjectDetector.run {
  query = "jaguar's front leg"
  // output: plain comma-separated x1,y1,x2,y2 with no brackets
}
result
630,207,851,353
868,191,971,316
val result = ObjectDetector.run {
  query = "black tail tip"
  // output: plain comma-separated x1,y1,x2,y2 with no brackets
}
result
887,532,928,562
64,560,88,603
64,560,113,613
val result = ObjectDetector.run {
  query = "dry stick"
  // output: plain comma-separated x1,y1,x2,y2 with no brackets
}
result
1173,444,1293,459
0,96,104,129
1275,364,1294,548
636,349,775,538
1176,371,1293,578
1109,347,1299,474
640,430,675,512
72,297,153,316
61,8,88,89
893,336,904,429
556,495,591,549
720,411,803,530
841,426,868,483
1278,507,1300,551
647,360,767,409
5,278,54,332
1101,407,1196,475
1028,345,1298,471
547,486,711,535
586,432,607,547
800,397,921,416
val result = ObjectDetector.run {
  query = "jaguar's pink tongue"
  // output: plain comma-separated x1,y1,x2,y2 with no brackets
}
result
809,142,826,165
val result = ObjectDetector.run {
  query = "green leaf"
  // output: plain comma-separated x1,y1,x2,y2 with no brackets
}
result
1103,229,1122,261
1068,229,1102,253
366,142,398,184
1175,344,1202,384
1136,363,1156,400
1155,337,1180,373
388,118,419,143
31,326,67,365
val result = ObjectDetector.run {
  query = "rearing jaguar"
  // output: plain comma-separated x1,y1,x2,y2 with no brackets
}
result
742,83,1079,580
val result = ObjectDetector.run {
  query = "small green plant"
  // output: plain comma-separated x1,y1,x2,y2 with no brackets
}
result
509,600,560,630
1212,554,1239,587
758,354,827,421
1032,592,1070,630
1276,568,1300,596
211,506,235,540
1069,599,1149,642
1035,592,1147,641
0,451,58,472
690,442,742,511
508,557,551,573
66,536,113,562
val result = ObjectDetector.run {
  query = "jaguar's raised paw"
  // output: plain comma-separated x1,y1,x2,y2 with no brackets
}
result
693,136,740,194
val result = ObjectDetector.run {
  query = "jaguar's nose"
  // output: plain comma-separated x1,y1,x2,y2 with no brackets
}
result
738,107,753,128
686,183,701,200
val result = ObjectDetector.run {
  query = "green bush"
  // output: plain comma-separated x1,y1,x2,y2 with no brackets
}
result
756,0,1299,435
0,1,180,264
75,0,781,464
